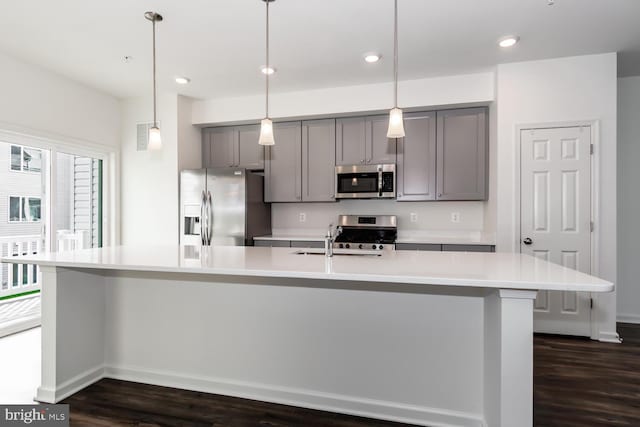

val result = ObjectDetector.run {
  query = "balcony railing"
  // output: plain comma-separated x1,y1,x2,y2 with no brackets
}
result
0,231,87,300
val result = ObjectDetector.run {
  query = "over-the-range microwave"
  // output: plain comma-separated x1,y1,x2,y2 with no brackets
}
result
335,164,396,199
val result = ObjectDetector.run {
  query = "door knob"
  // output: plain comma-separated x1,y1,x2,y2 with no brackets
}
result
523,237,533,245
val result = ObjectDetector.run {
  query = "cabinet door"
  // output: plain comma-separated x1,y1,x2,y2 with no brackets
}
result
237,125,264,169
436,108,488,200
336,117,366,165
367,115,396,164
302,119,336,202
265,122,302,202
397,111,437,201
205,127,236,168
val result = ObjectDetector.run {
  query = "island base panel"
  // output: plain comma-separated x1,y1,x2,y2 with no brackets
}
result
37,266,537,427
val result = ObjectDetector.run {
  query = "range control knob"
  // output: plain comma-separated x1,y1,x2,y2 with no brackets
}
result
359,244,363,249
338,243,344,249
379,245,384,250
345,244,350,249
371,244,377,250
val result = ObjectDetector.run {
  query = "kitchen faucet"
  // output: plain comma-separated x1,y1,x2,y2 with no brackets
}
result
325,223,342,257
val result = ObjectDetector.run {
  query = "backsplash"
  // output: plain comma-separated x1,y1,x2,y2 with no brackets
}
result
271,200,485,237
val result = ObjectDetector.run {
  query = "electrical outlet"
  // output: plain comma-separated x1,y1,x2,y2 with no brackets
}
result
299,212,306,223
410,213,418,223
451,212,461,223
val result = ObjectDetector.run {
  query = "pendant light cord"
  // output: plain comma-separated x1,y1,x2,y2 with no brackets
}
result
393,0,398,109
265,0,270,119
152,17,157,126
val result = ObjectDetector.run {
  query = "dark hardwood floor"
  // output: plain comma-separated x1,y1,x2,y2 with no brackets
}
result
62,323,640,427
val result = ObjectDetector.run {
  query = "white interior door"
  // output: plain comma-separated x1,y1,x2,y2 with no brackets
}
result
520,126,592,336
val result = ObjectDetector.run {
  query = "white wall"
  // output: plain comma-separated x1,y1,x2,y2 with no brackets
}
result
192,72,494,125
617,76,640,324
120,94,179,246
0,51,120,149
496,53,619,341
120,94,201,246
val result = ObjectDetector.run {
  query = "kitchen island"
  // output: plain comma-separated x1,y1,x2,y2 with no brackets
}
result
3,245,612,427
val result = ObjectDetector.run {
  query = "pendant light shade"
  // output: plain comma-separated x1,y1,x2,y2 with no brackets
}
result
386,0,405,138
148,126,162,150
387,107,405,138
145,11,163,151
259,118,275,145
259,0,275,145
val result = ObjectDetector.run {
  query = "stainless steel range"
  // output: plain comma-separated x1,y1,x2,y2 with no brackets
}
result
333,215,397,251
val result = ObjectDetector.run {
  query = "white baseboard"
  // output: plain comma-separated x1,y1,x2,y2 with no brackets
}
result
36,366,105,403
0,315,40,339
104,365,484,427
617,313,640,324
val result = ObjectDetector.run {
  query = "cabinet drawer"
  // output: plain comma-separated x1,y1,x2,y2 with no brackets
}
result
395,243,442,251
442,244,494,252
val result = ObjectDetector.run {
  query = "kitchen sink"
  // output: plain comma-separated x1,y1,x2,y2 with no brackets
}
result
293,249,382,257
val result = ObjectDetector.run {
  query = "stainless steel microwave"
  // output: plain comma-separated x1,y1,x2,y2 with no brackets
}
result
335,164,396,199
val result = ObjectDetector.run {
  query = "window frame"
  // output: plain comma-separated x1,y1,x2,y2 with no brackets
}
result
8,195,42,223
9,144,43,173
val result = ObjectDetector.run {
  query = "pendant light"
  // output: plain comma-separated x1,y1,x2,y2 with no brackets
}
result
145,11,163,150
258,0,275,145
386,0,405,138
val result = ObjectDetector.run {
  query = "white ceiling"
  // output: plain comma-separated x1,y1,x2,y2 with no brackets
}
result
1,0,639,100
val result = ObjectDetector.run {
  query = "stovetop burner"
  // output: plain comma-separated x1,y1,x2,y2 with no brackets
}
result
333,215,397,251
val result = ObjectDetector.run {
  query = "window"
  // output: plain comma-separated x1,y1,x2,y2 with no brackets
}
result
9,145,42,172
8,196,41,222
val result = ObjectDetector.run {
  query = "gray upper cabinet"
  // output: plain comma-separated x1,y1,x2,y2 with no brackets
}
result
436,108,488,200
336,117,367,165
367,115,396,164
336,116,396,166
302,119,336,202
237,125,264,169
265,122,302,202
203,127,235,168
397,111,437,201
203,125,264,169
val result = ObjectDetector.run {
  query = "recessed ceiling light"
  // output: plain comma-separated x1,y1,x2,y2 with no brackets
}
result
260,66,276,75
364,53,381,63
175,76,191,84
498,36,520,48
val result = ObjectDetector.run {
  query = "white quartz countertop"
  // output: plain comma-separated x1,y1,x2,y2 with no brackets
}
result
2,245,612,292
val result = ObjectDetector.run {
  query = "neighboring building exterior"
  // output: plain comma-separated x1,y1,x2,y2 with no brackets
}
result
0,141,101,288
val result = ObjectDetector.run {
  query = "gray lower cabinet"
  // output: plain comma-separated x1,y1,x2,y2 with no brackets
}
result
395,243,442,251
436,108,488,200
254,240,291,247
203,125,264,169
290,240,324,249
395,243,495,252
336,116,395,166
397,111,437,201
265,122,303,202
442,244,495,252
302,119,336,202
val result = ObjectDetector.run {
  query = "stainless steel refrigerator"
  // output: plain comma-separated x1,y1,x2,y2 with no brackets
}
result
180,168,271,246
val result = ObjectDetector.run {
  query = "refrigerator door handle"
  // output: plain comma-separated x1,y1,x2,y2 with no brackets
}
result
206,191,214,245
200,191,207,245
